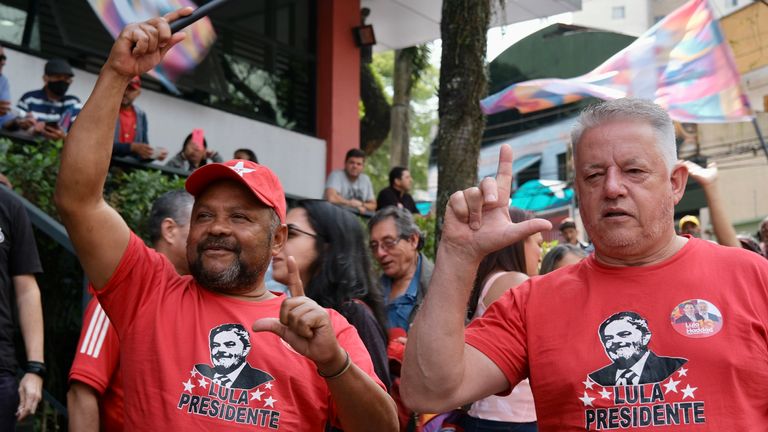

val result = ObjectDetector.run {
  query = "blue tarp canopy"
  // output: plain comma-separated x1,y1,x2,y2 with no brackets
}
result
512,179,574,211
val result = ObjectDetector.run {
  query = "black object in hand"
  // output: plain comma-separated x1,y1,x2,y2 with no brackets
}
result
169,0,230,33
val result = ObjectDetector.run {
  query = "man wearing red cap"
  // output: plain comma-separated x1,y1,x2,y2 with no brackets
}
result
54,9,396,431
112,75,168,161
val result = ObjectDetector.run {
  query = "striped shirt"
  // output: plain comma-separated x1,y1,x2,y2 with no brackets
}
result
16,88,81,128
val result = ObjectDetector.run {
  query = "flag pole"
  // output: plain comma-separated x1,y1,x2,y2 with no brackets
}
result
751,118,768,163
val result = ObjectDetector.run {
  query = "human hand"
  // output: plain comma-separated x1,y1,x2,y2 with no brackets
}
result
252,257,345,373
0,100,10,116
682,160,717,187
130,142,154,159
41,125,66,141
205,149,218,159
441,144,551,263
16,115,35,130
347,199,363,208
104,8,192,78
155,147,169,161
16,373,42,421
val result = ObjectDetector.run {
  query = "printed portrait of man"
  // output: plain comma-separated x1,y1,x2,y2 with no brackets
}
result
195,323,274,389
589,311,687,387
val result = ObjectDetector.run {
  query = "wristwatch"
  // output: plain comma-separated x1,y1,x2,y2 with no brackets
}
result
25,361,46,380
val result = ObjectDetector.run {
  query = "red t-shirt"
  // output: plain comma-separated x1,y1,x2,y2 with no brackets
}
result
118,106,137,143
466,238,768,431
95,233,381,430
69,298,124,431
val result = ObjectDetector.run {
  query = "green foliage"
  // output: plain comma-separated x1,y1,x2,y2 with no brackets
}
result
0,138,62,216
106,169,186,240
415,214,437,262
541,239,559,258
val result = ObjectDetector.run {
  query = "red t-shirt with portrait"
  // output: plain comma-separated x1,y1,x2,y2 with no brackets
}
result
69,298,124,431
95,233,382,430
465,238,768,431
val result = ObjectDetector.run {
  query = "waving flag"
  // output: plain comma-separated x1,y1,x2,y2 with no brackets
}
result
88,0,216,94
480,0,753,123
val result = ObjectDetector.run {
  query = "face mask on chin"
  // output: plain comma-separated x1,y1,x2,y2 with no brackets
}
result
47,80,70,97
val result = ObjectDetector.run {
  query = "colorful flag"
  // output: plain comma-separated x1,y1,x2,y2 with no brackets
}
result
87,0,217,94
480,0,753,123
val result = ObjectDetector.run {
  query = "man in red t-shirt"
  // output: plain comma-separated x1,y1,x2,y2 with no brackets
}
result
111,75,168,162
55,9,397,431
67,190,193,431
401,98,768,431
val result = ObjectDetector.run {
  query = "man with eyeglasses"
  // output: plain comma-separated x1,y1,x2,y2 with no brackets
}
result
11,58,81,140
368,206,432,332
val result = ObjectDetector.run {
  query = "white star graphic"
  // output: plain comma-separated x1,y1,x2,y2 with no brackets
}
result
677,367,688,377
578,391,595,407
197,378,208,389
183,379,195,392
230,161,255,177
663,378,680,394
582,378,595,390
251,388,264,401
190,367,199,377
681,384,698,399
264,396,277,408
264,382,273,390
598,387,612,399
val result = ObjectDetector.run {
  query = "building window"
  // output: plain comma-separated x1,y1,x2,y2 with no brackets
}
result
516,161,541,188
557,152,568,181
730,0,738,7
612,6,625,20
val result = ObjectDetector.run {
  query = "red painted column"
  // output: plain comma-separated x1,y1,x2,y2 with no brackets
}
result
316,0,361,175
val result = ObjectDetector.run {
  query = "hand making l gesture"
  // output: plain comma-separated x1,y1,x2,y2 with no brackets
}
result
440,144,552,263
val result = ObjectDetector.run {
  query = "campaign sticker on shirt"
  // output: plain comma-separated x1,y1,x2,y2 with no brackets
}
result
670,299,723,338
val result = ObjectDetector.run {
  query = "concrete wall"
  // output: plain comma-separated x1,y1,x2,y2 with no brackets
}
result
2,48,327,199
697,112,768,233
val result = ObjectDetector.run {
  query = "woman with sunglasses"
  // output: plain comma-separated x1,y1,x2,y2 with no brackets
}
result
271,200,390,390
462,207,543,432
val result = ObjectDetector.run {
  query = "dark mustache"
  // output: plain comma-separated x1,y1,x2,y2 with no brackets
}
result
198,237,241,254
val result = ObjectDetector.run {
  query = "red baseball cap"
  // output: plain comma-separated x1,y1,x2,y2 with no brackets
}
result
185,160,286,223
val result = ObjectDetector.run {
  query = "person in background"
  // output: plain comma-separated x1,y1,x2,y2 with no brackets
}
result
0,44,15,128
324,149,376,213
112,76,167,162
11,58,81,140
759,216,768,257
165,130,222,171
234,148,258,163
681,160,740,247
678,215,701,237
271,200,390,390
539,244,588,275
558,218,588,250
463,207,542,432
0,186,44,429
377,167,418,214
67,190,193,431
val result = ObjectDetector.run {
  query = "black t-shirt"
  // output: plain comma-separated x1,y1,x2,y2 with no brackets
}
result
0,187,42,373
376,187,418,214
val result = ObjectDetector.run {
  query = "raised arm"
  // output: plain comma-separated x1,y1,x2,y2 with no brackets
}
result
682,160,739,248
54,9,191,289
400,145,551,413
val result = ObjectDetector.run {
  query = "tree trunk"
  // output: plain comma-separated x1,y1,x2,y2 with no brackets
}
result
434,0,491,247
390,49,414,167
360,63,391,155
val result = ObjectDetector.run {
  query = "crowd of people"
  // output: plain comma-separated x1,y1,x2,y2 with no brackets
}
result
0,9,766,432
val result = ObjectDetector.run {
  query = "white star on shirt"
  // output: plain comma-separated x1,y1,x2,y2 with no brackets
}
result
582,378,595,390
681,384,698,399
251,389,264,401
578,391,595,407
230,161,255,177
663,378,680,394
598,387,612,399
190,367,199,377
264,396,277,408
183,379,195,392
677,367,688,377
264,382,273,390
197,378,208,389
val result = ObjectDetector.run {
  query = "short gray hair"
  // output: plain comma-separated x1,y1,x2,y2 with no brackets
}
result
368,206,424,250
148,190,194,244
571,98,677,171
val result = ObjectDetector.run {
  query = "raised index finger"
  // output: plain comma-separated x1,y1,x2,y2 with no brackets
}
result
495,144,514,206
286,256,305,297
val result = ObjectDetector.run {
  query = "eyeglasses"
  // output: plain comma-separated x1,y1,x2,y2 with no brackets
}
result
369,237,403,253
287,224,318,239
